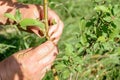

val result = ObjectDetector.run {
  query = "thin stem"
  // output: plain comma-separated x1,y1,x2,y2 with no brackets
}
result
43,0,59,80
75,72,79,80
68,73,73,80
51,65,59,80
43,0,49,40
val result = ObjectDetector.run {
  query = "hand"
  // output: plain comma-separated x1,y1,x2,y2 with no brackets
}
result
0,0,64,44
0,1,63,79
19,5,64,44
40,7,64,44
0,41,58,80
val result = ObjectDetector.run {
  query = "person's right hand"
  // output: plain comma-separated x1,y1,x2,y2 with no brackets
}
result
0,41,58,80
0,0,64,44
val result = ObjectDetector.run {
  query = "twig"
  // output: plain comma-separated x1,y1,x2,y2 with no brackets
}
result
43,0,49,40
75,72,79,80
68,73,73,80
43,0,59,80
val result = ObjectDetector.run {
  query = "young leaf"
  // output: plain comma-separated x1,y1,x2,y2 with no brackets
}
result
51,19,57,25
20,18,45,31
15,9,22,22
4,13,16,22
97,36,106,42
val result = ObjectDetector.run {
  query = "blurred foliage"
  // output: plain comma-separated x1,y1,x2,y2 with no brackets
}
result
0,25,45,60
1,0,120,80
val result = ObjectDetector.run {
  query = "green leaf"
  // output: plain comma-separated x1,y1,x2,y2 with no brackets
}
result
80,34,87,45
55,63,66,71
63,56,69,61
103,16,112,22
65,43,74,56
94,5,110,13
4,13,16,22
15,9,22,22
97,36,106,42
113,18,120,29
79,19,86,33
0,43,16,54
62,69,70,79
115,47,120,55
109,28,119,40
77,46,85,53
20,18,45,31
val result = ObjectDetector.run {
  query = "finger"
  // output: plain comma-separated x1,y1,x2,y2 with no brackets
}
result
48,23,59,37
12,0,17,2
20,41,56,75
38,46,58,70
39,64,52,80
48,9,59,25
27,41,55,62
40,6,60,23
47,8,60,36
53,37,60,45
28,46,58,79
39,73,46,80
50,21,64,39
33,63,52,80
50,21,64,44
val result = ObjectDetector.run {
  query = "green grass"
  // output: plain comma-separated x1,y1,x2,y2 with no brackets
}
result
0,0,120,80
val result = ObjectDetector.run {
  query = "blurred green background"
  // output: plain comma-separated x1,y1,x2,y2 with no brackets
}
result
0,0,120,80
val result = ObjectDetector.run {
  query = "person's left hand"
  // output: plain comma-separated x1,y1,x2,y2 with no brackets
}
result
0,41,58,80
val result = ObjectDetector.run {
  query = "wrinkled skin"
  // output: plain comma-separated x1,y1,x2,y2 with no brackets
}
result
0,0,64,80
